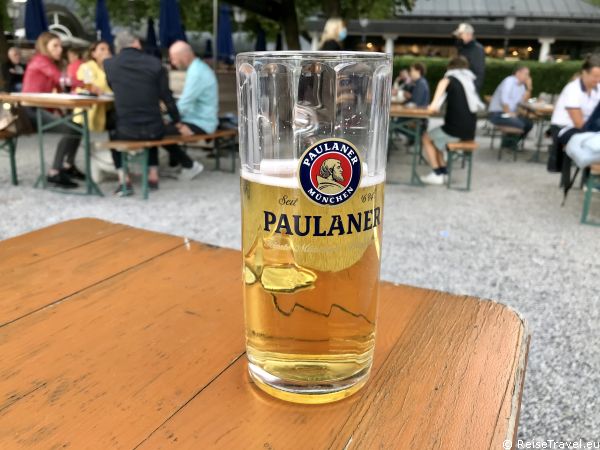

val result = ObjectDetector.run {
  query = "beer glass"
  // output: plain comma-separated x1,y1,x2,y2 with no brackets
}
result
236,51,391,404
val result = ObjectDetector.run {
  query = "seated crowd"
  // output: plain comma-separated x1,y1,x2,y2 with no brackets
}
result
17,30,219,195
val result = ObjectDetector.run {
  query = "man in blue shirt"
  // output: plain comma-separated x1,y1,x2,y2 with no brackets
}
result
394,63,430,146
166,41,219,178
406,63,430,107
488,66,534,146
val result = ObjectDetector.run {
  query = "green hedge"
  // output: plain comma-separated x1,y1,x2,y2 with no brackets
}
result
393,56,583,96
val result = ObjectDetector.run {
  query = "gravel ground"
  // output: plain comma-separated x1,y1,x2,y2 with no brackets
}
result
0,125,599,441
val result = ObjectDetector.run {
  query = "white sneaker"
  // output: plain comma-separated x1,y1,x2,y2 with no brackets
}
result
420,171,445,185
178,161,204,181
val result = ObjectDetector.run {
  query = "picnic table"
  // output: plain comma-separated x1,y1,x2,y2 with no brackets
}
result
0,92,113,196
389,104,434,186
0,219,530,449
519,101,554,163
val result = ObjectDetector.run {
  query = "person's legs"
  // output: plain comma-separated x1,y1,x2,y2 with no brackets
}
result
148,147,159,185
421,126,461,185
421,132,442,170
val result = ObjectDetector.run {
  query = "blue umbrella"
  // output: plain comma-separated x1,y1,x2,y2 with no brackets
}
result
255,25,266,52
218,3,234,63
159,0,187,49
25,0,48,41
145,18,161,58
95,0,113,46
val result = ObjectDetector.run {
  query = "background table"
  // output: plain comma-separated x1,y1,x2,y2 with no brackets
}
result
0,219,530,449
0,93,113,196
389,104,434,186
519,101,554,163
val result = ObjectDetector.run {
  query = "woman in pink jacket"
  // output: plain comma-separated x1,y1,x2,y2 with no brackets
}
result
22,32,83,189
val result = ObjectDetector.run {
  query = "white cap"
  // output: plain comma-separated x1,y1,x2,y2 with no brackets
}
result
453,23,474,36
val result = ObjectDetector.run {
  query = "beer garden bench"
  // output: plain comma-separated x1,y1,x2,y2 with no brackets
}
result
97,129,238,199
0,218,530,449
490,125,525,161
446,140,478,191
581,163,600,226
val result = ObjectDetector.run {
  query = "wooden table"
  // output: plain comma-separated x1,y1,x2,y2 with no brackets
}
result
389,104,434,186
0,93,113,196
519,101,555,163
0,219,530,449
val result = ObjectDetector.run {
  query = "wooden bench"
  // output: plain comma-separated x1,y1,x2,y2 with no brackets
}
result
97,129,238,199
490,125,524,161
581,164,600,226
0,129,17,186
0,218,530,448
446,140,478,191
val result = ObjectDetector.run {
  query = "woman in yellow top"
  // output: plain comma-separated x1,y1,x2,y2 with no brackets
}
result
74,41,113,132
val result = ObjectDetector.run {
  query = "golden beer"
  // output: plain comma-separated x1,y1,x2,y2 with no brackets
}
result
241,163,384,404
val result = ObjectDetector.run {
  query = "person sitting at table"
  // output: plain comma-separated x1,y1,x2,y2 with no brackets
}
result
66,47,84,91
74,41,113,131
488,66,534,149
392,69,411,103
22,32,83,189
393,63,431,145
549,54,600,181
420,56,483,185
2,47,26,92
104,30,203,195
166,40,220,177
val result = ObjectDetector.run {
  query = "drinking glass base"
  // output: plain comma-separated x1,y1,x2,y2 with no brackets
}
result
247,361,371,404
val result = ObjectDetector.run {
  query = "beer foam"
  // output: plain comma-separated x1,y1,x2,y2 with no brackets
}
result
241,159,385,188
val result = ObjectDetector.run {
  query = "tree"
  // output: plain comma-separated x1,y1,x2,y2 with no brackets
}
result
0,0,10,89
74,0,414,50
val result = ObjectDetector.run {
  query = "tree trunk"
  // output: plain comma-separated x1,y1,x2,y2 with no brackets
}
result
325,0,342,17
0,0,9,90
280,0,300,50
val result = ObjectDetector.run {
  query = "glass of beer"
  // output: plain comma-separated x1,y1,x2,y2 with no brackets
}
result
236,51,391,404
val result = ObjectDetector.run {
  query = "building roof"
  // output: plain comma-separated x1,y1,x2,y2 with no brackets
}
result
398,0,600,20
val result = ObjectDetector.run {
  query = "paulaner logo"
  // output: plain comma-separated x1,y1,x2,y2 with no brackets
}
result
298,138,362,206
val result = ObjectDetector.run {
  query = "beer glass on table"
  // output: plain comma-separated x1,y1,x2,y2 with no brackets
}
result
236,52,391,404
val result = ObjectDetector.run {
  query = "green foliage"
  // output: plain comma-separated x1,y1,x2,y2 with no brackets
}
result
72,0,410,35
393,56,583,96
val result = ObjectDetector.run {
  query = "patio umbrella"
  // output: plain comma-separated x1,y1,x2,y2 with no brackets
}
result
255,25,266,51
145,18,161,58
159,0,187,49
95,0,113,46
24,0,48,41
217,3,234,63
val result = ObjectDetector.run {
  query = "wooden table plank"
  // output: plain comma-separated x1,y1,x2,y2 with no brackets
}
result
0,223,183,326
0,220,529,449
0,218,126,271
136,287,528,450
0,243,245,449
0,93,113,109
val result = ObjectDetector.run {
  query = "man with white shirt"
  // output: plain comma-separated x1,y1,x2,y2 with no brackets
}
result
488,66,534,147
549,54,600,182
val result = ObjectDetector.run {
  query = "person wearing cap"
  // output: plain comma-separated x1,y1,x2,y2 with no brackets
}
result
453,23,485,92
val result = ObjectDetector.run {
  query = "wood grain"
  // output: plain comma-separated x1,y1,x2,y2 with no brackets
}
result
0,220,529,450
0,243,245,449
137,289,528,450
0,221,182,326
0,218,125,272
